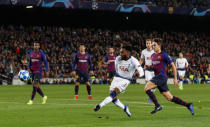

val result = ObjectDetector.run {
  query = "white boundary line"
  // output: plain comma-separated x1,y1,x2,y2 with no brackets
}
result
0,100,210,110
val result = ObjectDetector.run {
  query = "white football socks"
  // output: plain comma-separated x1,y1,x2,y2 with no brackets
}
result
113,99,125,109
99,96,113,108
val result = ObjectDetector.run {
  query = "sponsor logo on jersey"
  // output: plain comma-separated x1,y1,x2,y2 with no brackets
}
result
119,66,129,72
31,59,40,62
79,60,87,62
152,61,160,65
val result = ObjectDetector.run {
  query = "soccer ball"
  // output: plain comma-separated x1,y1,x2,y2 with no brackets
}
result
18,70,30,81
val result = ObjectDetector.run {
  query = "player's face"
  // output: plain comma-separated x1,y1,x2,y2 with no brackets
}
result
34,43,40,51
79,45,85,52
146,40,152,49
120,48,126,58
120,48,129,59
153,42,160,53
179,53,183,58
109,48,114,54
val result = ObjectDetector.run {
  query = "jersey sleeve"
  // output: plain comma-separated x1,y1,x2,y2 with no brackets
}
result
72,53,78,71
185,58,189,67
132,57,144,77
41,51,49,72
175,59,178,68
115,56,120,73
28,52,31,70
104,55,108,62
88,54,93,71
163,52,173,65
140,50,144,59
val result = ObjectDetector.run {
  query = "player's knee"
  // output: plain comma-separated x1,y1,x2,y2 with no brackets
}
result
75,82,80,86
144,86,150,92
165,96,173,101
33,81,39,86
85,82,90,86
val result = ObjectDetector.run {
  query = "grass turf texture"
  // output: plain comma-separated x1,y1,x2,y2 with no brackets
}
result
0,84,209,127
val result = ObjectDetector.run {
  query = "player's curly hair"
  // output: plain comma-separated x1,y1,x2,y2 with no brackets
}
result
122,45,132,52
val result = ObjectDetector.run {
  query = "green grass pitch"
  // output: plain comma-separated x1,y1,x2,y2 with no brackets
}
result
0,84,210,127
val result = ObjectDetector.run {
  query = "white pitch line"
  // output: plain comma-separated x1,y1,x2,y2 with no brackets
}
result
50,98,152,105
0,101,210,110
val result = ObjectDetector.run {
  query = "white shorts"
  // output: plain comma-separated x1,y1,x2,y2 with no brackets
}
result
145,70,155,81
110,77,131,93
178,70,186,77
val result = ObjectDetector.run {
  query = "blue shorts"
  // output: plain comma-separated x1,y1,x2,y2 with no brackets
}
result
150,75,169,93
108,72,116,79
76,71,90,83
31,73,42,83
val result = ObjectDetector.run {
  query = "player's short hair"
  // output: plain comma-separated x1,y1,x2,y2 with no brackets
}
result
122,45,132,52
146,39,152,42
34,42,40,45
79,43,85,47
153,38,163,46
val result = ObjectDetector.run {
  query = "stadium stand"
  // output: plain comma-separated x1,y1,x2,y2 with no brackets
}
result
0,26,209,82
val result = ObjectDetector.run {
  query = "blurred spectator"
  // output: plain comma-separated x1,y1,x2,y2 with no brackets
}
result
0,25,209,82
83,0,210,8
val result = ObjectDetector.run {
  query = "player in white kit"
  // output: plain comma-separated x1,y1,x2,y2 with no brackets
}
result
140,39,155,102
94,45,144,117
175,52,188,90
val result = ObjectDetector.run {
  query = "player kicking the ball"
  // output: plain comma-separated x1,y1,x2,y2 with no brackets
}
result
94,45,144,117
144,38,194,115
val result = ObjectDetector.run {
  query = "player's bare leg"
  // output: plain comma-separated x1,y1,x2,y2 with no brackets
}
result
144,81,162,114
74,82,80,100
85,82,93,100
179,76,184,90
162,91,194,115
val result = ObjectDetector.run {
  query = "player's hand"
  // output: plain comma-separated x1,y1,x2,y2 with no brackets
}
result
46,72,49,78
27,69,31,73
174,78,178,86
71,71,76,77
89,71,94,76
134,72,140,77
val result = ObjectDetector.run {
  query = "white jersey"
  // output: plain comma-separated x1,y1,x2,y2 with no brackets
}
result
175,58,188,70
141,49,154,66
115,56,144,80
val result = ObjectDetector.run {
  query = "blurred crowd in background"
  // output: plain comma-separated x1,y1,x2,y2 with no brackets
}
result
82,0,210,8
0,25,209,84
